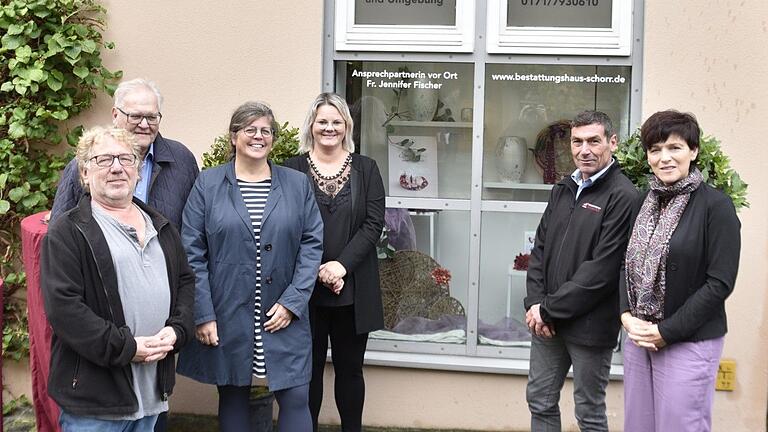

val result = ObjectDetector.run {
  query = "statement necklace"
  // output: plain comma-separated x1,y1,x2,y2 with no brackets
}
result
308,153,351,181
308,153,352,197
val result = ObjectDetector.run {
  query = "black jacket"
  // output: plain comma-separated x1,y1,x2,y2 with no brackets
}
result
284,153,386,333
40,195,195,416
620,183,740,345
50,133,199,229
524,162,637,347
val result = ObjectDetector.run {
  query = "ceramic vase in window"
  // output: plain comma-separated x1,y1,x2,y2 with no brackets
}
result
406,66,439,121
495,136,527,183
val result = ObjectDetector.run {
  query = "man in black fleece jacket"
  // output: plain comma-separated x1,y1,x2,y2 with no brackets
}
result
524,111,637,431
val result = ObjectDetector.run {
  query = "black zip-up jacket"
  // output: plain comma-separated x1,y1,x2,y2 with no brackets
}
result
40,195,195,416
524,162,637,348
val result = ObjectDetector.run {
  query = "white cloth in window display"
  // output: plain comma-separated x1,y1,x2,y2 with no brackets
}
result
373,250,532,345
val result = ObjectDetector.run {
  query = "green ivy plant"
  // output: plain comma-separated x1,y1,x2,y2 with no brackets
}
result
616,130,749,210
202,121,301,169
0,0,121,359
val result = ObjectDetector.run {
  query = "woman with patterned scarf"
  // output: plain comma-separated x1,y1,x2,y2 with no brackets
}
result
619,110,741,432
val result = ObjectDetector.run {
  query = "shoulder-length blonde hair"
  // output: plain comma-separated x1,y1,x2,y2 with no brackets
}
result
299,93,355,154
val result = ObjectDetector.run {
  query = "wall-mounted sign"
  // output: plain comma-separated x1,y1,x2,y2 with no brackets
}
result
507,0,612,28
336,0,474,52
487,0,632,55
355,0,456,26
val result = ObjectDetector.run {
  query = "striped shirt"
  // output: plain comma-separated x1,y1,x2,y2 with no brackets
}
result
238,178,271,378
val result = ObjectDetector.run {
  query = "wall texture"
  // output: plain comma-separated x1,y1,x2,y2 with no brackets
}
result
77,0,324,158
642,0,768,430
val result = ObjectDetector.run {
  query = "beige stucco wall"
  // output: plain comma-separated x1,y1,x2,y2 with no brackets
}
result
74,0,324,157
641,1,768,430
6,1,767,431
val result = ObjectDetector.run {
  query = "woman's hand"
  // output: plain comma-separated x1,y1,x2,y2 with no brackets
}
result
623,313,667,351
196,320,219,346
318,261,347,288
621,312,650,335
322,278,344,295
264,303,294,333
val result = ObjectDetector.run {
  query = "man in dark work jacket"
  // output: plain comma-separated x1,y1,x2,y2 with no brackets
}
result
50,78,198,230
524,110,637,432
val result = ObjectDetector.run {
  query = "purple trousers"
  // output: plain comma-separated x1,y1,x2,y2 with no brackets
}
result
623,336,724,432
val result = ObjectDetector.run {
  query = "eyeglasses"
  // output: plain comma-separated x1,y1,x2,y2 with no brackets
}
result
242,127,274,138
89,153,138,168
116,107,162,125
314,120,345,130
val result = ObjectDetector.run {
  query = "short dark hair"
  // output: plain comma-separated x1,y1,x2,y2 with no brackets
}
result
570,110,615,139
640,110,700,152
228,101,279,157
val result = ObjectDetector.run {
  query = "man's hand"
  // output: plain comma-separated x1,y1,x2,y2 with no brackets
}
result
132,335,174,363
525,304,556,338
196,320,219,346
264,303,294,333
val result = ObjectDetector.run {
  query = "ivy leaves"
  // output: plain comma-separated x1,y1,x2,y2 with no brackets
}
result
615,130,749,210
0,0,121,359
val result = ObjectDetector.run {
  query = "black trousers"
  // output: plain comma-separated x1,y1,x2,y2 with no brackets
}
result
309,305,369,432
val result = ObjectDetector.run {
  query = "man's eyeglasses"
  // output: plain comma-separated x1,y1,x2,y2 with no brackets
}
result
315,120,345,130
242,127,274,138
89,153,138,168
116,107,162,125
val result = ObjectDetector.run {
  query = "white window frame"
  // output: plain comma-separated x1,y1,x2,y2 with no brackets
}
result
334,0,475,52
486,0,632,56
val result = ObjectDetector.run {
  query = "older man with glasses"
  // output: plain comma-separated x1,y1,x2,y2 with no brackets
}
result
51,78,198,230
41,126,194,432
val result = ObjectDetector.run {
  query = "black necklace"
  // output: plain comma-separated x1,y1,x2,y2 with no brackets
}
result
307,153,352,181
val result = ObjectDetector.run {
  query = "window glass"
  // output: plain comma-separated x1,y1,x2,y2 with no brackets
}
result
355,0,457,25
370,209,470,345
477,211,541,347
507,0,612,28
342,61,474,199
482,63,631,201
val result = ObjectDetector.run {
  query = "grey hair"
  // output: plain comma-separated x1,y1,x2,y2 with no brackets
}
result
571,110,616,139
299,93,355,154
76,126,142,192
113,78,163,112
228,101,279,157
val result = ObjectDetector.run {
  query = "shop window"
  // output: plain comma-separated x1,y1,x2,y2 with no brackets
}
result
482,63,631,201
326,0,640,369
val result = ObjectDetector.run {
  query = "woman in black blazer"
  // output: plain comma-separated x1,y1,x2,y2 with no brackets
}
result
619,110,741,432
284,93,385,432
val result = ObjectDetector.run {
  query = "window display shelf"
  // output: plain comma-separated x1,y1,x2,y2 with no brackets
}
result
389,120,472,129
483,182,553,191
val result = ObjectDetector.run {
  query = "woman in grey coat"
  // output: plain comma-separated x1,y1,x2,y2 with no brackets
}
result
177,101,323,431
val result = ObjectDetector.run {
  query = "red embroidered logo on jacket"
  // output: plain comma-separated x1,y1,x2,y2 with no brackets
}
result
581,202,602,213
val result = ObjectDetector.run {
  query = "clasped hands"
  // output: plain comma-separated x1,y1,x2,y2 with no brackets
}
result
132,326,177,363
318,260,346,295
621,312,666,351
525,304,556,338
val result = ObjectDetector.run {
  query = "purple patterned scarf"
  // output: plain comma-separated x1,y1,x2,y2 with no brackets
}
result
625,168,703,321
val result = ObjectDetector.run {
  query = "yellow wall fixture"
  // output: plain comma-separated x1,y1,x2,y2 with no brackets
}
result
716,359,736,391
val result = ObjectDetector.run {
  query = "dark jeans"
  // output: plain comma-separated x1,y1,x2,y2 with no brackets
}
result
309,305,369,432
526,334,613,432
218,384,311,432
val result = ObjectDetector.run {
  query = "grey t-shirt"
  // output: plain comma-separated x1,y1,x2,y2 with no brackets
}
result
92,202,171,420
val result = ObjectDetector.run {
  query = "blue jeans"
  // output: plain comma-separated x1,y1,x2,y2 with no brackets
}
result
526,334,613,432
59,410,158,432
